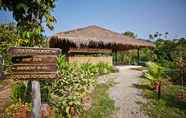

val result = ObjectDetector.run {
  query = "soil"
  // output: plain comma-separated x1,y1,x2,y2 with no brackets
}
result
0,80,12,117
97,65,148,118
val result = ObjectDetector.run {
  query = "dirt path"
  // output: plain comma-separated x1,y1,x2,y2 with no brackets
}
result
109,66,147,118
0,80,12,117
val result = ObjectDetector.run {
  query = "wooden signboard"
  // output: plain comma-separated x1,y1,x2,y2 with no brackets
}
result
7,47,61,118
11,55,58,64
11,64,57,72
8,47,61,56
6,72,58,80
6,47,61,80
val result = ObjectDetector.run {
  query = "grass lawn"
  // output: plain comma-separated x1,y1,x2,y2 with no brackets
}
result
81,80,116,118
137,78,186,118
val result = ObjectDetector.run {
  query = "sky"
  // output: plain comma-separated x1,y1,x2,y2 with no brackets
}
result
0,0,186,39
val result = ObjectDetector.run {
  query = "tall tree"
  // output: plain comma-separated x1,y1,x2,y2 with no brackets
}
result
0,0,56,46
0,0,57,107
149,34,154,40
122,31,137,38
149,32,168,41
165,32,169,39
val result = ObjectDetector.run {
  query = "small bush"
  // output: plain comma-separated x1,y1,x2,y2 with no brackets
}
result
11,82,26,103
4,101,31,118
141,80,186,118
144,62,164,88
6,55,116,118
50,55,116,117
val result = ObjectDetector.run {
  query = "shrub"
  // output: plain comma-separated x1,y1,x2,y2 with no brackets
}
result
144,62,164,88
6,55,116,118
11,82,27,103
40,80,52,103
50,55,116,117
4,101,31,118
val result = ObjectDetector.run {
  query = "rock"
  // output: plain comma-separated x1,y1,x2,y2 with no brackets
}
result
82,95,92,111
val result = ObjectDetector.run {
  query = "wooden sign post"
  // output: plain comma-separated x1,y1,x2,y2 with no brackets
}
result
7,47,61,118
32,80,41,118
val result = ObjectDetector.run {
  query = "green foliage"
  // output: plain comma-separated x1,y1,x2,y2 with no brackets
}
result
122,31,137,38
8,80,52,114
149,32,167,40
113,49,155,65
93,63,116,75
0,23,17,64
11,82,26,103
113,50,138,65
0,0,56,46
7,55,115,117
50,55,115,117
154,38,186,67
115,36,186,84
143,99,186,118
144,62,164,87
141,79,186,118
0,0,56,31
153,38,186,83
4,101,31,118
40,80,52,103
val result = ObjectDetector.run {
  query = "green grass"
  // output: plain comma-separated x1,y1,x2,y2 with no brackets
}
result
81,80,116,118
137,78,186,118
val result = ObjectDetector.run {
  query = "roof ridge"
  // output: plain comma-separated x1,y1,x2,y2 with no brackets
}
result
56,25,121,36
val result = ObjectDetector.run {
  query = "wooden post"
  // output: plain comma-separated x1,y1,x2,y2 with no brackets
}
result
158,82,161,100
0,54,3,71
156,81,161,100
137,48,140,65
32,80,41,118
115,50,117,65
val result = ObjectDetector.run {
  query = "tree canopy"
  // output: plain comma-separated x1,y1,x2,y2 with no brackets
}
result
0,23,17,58
122,31,137,38
0,0,56,46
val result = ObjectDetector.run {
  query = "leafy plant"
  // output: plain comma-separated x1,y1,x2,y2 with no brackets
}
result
0,0,56,46
11,82,27,103
50,55,116,117
7,55,116,117
144,62,164,88
40,80,52,103
141,79,186,118
0,23,18,65
4,101,31,118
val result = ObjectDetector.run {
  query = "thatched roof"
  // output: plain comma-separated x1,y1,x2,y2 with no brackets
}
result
49,25,155,51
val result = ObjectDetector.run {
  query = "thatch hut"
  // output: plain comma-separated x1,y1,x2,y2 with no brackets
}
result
49,25,154,65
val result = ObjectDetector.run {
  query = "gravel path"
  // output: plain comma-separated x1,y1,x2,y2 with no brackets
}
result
109,66,147,118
